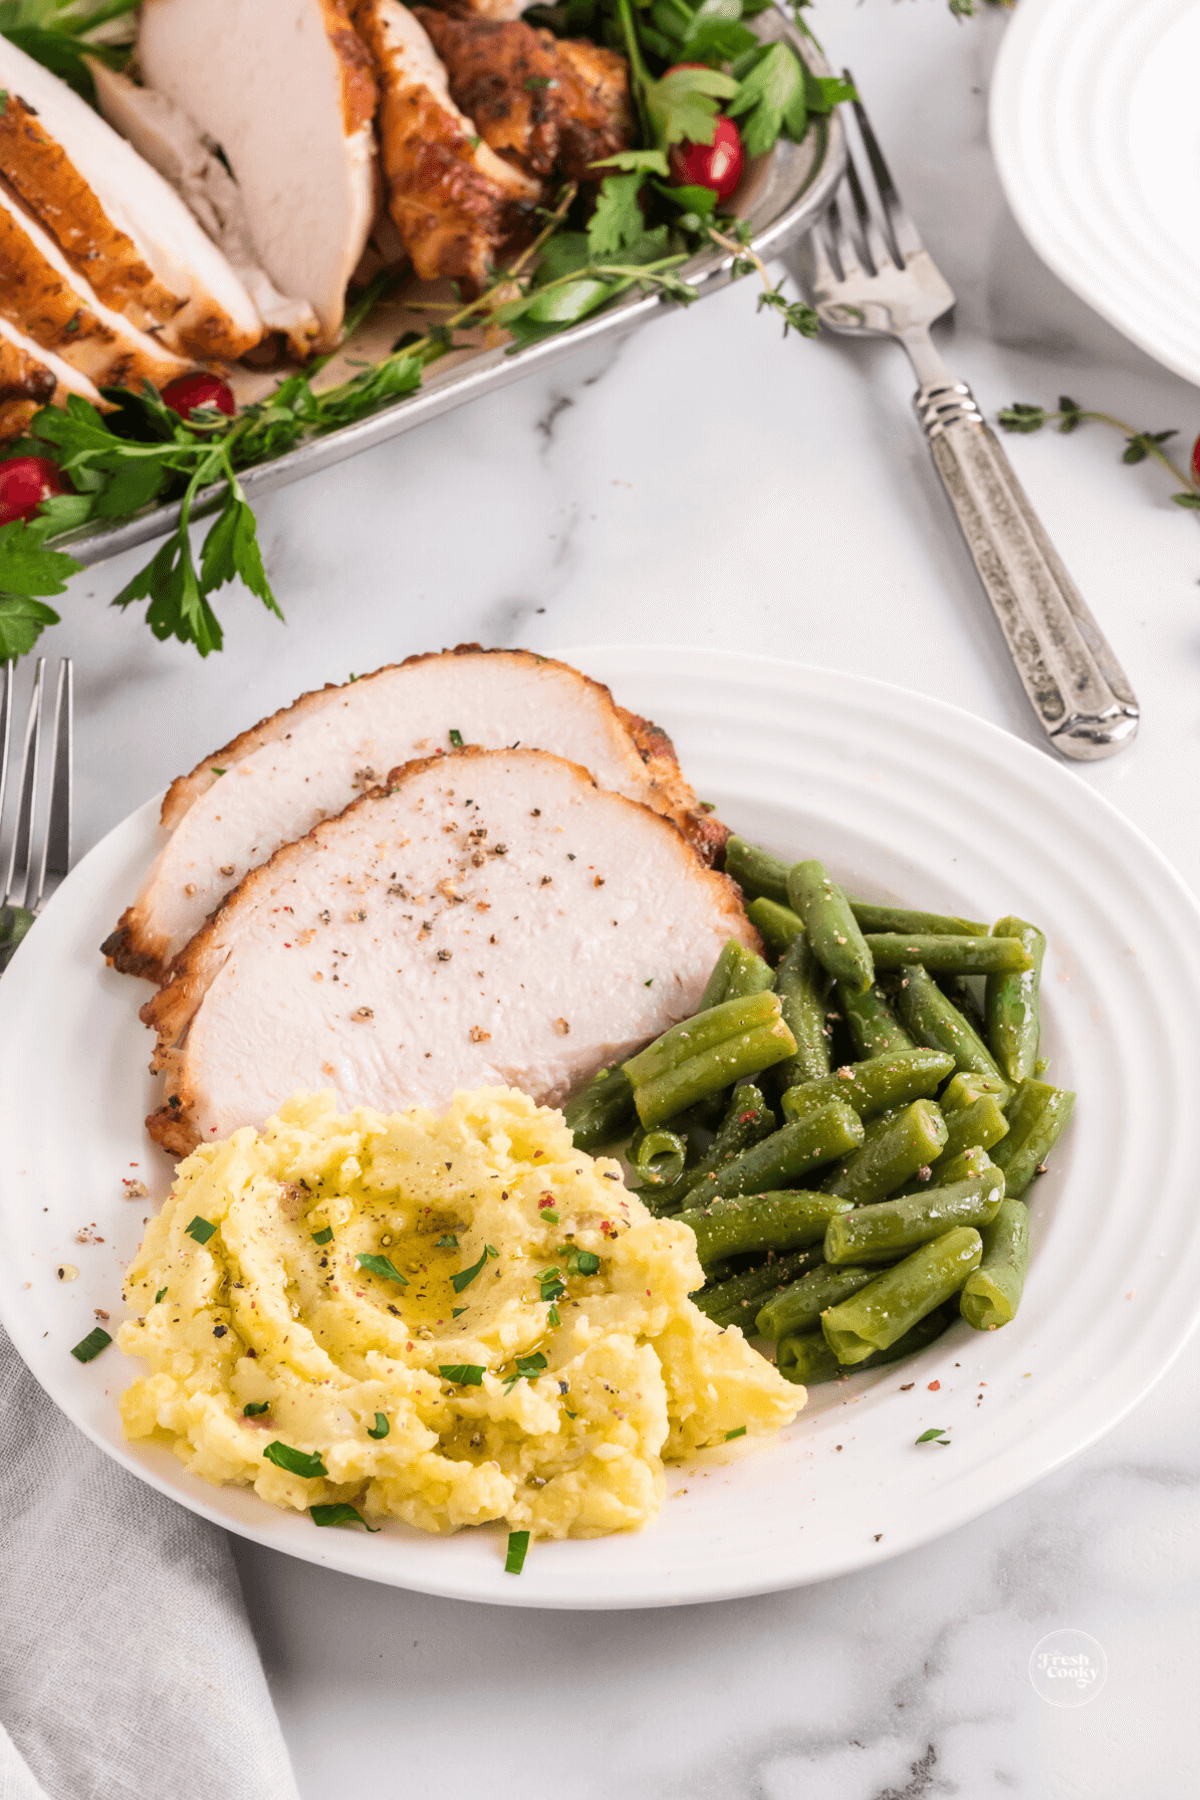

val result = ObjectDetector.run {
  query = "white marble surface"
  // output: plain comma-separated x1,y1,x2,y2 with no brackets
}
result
30,0,1200,1793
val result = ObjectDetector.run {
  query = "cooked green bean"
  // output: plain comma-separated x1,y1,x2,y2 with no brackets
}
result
985,916,1046,1084
781,1046,955,1124
625,991,797,1128
850,903,990,938
824,1099,948,1204
825,1171,1004,1267
632,1128,687,1188
777,1304,955,1385
699,938,776,1010
724,836,791,905
564,1065,636,1151
892,964,1010,1095
692,1247,822,1327
867,934,1031,976
679,1190,855,1267
686,1102,864,1203
939,1092,1009,1163
991,1079,1075,1198
822,1227,983,1364
773,932,832,1087
746,896,804,956
940,1070,1009,1111
676,1084,776,1202
941,974,989,1037
786,860,874,993
839,980,914,1058
756,1261,879,1341
925,1145,999,1187
961,1200,1030,1330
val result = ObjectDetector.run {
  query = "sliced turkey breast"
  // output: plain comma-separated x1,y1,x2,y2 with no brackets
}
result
352,0,539,291
0,314,106,440
0,38,263,362
137,0,378,349
88,64,321,361
0,183,191,390
140,746,757,1156
102,646,721,984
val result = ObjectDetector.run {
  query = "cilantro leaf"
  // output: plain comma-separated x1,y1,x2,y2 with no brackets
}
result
645,64,738,148
589,148,669,175
263,1441,328,1478
0,595,60,660
0,518,79,597
727,42,806,157
356,1252,409,1285
440,1362,486,1385
310,1503,379,1531
587,172,646,257
88,458,169,521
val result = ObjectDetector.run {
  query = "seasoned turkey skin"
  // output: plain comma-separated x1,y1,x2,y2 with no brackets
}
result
141,747,758,1157
102,645,723,984
0,313,106,443
353,0,539,291
413,12,633,185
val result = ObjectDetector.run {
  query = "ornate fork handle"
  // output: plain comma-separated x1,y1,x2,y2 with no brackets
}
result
914,379,1138,760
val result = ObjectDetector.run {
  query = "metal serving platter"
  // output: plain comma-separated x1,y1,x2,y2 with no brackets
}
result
60,14,844,571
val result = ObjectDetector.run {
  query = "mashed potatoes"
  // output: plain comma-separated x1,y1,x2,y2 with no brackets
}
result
119,1087,803,1538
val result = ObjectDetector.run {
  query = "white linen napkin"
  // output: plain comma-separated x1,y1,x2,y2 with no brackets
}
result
0,1327,301,1800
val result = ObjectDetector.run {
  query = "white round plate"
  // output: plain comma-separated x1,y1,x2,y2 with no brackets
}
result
3,646,1200,1609
990,0,1200,387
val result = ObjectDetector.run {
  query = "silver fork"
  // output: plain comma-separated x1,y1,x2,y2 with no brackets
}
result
0,658,73,971
791,84,1139,761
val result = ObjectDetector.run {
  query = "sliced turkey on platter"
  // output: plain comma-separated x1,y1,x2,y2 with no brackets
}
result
353,0,540,290
0,36,264,362
137,0,379,349
88,64,321,360
140,747,757,1156
0,180,191,391
103,647,722,983
0,313,105,440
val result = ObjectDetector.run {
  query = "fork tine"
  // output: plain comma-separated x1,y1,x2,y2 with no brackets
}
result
30,659,72,913
844,148,897,277
2,658,44,910
805,217,841,297
825,188,863,283
845,74,926,263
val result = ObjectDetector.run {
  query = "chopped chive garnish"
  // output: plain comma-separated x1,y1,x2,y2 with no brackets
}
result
451,1245,498,1293
356,1252,409,1285
452,1306,467,1317
367,1412,389,1438
154,1287,168,1303
70,1327,111,1363
564,1408,577,1419
211,766,226,775
537,1267,566,1304
312,1226,333,1245
440,1363,485,1386
541,1211,559,1225
311,1503,379,1531
436,1234,458,1248
547,1304,561,1327
570,1249,600,1276
916,1428,950,1446
263,1442,328,1478
725,1425,747,1441
242,1401,270,1417
449,728,464,748
503,1352,547,1393
186,1216,216,1245
505,1529,530,1574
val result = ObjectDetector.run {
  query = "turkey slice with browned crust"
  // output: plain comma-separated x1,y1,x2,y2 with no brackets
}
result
141,747,757,1157
102,646,724,985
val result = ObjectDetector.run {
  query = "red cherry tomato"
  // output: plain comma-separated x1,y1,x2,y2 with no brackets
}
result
0,456,71,526
160,372,236,420
668,115,744,204
1191,431,1200,487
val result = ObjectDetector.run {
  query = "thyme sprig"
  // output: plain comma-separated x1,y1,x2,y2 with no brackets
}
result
998,397,1200,514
